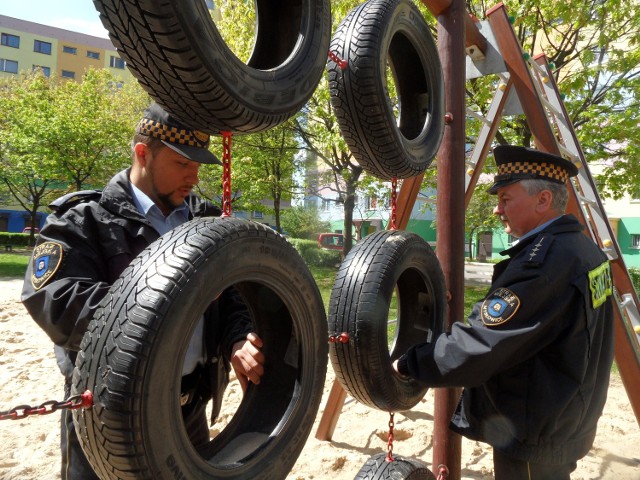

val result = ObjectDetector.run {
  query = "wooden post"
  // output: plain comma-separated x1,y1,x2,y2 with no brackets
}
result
432,0,466,477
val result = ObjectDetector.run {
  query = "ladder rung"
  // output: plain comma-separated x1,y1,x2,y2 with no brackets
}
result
577,193,597,206
465,108,492,125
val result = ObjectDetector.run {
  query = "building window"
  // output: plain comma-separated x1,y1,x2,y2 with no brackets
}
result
251,211,263,219
0,58,18,74
63,45,77,54
86,50,100,59
61,70,75,79
366,196,378,210
1,33,20,48
32,65,51,77
632,234,640,249
110,55,125,69
34,40,52,55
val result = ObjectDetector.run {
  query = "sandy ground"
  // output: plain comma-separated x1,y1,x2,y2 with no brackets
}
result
1,276,639,479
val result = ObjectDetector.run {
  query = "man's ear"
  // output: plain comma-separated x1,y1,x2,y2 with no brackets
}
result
537,190,553,211
134,143,148,164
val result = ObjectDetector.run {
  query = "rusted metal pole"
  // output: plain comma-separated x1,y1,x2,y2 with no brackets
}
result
433,0,466,477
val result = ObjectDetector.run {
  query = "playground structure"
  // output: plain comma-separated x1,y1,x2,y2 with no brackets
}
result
2,1,638,478
317,1,640,478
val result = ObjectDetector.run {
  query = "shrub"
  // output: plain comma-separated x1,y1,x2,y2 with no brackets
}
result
288,238,342,268
629,267,640,296
0,232,33,249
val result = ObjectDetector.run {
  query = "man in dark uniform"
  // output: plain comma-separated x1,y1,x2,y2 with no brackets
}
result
394,145,615,479
21,103,265,480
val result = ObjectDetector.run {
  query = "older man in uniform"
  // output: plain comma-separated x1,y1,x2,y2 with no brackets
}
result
394,145,615,479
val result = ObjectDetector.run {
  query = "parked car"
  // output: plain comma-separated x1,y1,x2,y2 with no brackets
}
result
22,227,40,234
317,233,344,250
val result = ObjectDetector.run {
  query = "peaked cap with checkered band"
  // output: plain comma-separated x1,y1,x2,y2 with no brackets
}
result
135,103,221,165
488,145,579,194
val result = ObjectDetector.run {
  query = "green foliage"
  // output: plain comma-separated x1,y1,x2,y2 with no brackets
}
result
281,205,330,239
465,0,640,199
288,238,342,268
0,69,148,222
629,268,640,296
0,232,32,249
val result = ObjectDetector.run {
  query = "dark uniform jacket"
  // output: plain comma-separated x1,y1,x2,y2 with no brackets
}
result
398,214,615,465
21,169,252,415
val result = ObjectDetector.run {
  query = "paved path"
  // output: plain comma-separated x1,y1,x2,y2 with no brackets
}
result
464,262,493,286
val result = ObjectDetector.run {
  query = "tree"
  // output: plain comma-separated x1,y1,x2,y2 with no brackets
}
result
0,71,64,242
281,205,331,239
47,69,147,190
0,69,148,235
466,0,640,199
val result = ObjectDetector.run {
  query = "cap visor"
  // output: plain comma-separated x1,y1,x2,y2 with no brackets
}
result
162,141,222,165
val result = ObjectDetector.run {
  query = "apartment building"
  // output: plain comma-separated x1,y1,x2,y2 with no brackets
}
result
0,14,131,82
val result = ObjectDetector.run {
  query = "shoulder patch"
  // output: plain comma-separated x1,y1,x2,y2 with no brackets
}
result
588,260,612,309
31,242,64,290
481,288,521,327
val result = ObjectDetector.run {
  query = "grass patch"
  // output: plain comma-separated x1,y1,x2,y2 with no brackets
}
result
0,250,31,278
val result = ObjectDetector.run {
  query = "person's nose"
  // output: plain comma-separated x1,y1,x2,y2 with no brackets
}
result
186,165,200,185
493,203,502,215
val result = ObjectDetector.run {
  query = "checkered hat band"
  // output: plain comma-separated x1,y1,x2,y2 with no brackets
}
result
497,161,569,183
135,118,209,149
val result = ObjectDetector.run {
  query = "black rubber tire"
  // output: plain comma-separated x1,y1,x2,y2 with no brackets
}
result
72,218,327,479
355,452,436,480
327,0,445,180
93,0,331,134
328,230,446,412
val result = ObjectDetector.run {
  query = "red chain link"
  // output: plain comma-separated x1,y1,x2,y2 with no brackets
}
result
328,51,348,70
437,464,450,479
385,412,395,462
221,131,233,217
0,390,93,421
328,332,350,343
389,178,398,230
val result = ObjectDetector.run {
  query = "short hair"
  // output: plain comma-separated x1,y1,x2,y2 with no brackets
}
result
131,134,165,158
519,179,569,212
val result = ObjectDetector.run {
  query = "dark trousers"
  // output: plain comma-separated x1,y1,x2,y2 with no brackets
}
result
61,380,100,480
494,450,577,480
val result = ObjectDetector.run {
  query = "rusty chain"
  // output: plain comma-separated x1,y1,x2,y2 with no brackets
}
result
221,131,233,217
0,390,93,421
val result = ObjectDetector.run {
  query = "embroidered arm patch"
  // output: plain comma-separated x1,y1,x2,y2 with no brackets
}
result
481,287,521,327
588,260,612,309
31,241,64,290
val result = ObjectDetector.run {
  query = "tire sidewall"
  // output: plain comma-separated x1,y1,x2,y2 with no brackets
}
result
74,218,327,479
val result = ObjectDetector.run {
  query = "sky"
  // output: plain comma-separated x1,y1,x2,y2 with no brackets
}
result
0,0,109,38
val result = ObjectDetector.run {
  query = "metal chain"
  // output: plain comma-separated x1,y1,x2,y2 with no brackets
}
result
385,412,395,462
389,178,398,230
328,51,348,70
437,464,450,479
221,131,233,217
0,390,93,421
328,332,349,343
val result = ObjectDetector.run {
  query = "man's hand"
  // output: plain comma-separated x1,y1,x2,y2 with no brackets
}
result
230,332,265,392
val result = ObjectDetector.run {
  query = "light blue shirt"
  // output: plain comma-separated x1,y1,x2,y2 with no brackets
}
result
130,183,205,375
514,215,564,244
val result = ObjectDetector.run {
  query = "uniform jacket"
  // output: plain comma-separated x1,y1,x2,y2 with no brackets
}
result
22,169,251,415
399,214,615,464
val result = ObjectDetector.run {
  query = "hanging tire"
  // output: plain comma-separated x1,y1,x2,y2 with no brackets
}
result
93,0,331,134
355,452,436,480
72,218,327,479
328,230,446,412
328,0,445,180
